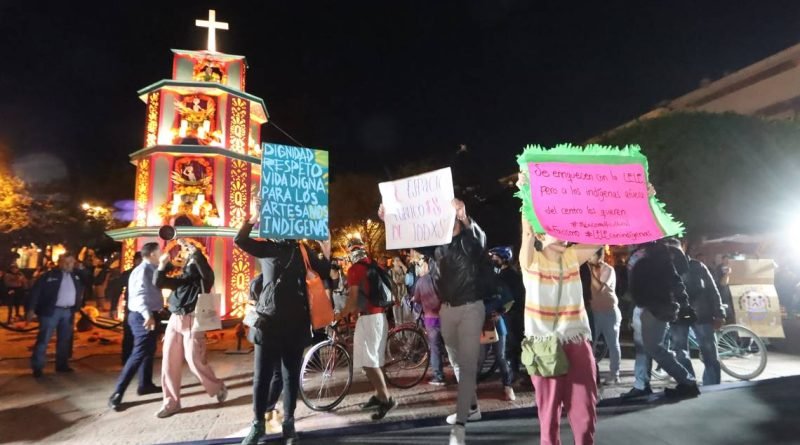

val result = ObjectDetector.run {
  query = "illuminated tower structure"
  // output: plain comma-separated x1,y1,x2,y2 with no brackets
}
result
107,10,264,317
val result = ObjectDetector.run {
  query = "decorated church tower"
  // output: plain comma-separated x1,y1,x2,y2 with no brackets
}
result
107,10,263,317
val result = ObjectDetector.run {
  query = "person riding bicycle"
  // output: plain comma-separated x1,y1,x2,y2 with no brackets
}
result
662,238,726,386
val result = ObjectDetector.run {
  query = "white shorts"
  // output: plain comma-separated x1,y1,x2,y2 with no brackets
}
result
353,313,388,369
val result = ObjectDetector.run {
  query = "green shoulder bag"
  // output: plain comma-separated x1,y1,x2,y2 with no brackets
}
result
520,258,570,377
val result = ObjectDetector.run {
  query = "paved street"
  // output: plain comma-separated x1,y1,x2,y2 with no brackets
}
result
1,317,800,445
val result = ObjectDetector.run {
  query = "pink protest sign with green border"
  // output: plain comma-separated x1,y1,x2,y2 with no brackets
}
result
515,144,683,245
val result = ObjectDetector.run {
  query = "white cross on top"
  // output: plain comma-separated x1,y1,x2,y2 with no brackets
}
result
195,9,229,53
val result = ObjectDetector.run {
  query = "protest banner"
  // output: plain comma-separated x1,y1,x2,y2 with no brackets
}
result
259,143,329,241
516,144,683,245
728,259,785,338
379,167,456,250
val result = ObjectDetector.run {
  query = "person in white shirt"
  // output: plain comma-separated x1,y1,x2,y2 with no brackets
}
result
29,254,87,377
109,242,164,410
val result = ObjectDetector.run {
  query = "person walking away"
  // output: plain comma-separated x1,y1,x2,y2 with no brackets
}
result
340,238,398,420
92,257,110,311
5,265,28,323
380,198,486,445
108,243,163,410
236,203,331,445
410,256,446,386
489,246,526,385
154,240,228,418
480,253,516,401
588,249,622,384
622,242,700,399
520,214,600,445
390,256,409,325
28,254,87,377
663,239,725,386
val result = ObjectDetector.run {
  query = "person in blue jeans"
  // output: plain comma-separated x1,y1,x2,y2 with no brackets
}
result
28,254,87,377
663,239,725,386
480,252,516,402
623,242,700,399
411,256,446,385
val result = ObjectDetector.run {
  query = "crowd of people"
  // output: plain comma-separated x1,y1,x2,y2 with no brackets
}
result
9,175,763,445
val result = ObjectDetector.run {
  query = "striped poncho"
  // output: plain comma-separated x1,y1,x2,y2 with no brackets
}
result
522,247,592,344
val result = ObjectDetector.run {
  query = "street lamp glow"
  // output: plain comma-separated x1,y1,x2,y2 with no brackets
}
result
81,203,91,210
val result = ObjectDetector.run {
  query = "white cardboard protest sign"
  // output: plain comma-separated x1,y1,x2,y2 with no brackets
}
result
379,168,456,250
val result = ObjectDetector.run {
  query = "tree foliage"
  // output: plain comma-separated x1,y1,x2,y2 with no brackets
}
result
596,112,800,236
0,144,32,234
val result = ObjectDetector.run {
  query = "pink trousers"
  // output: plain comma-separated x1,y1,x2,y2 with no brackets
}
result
161,313,224,409
531,340,598,445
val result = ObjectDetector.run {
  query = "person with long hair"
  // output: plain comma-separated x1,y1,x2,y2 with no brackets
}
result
153,241,227,418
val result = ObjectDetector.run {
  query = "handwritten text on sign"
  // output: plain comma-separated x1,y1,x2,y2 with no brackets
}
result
527,162,661,245
379,168,456,250
259,143,329,240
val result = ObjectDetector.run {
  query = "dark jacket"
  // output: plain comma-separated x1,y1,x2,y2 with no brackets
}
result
498,266,525,326
631,243,689,322
29,269,87,317
683,258,726,324
155,252,214,316
235,221,330,346
433,219,487,306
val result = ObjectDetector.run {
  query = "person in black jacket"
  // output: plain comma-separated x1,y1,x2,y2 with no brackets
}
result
622,241,700,399
380,198,486,445
664,239,726,386
237,205,331,445
154,241,227,418
28,253,87,377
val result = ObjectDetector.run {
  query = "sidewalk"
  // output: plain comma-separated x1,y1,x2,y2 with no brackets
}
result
1,320,799,445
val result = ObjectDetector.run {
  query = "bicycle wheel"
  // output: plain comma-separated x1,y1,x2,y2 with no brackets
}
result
384,326,430,388
717,324,768,380
478,344,499,382
300,340,353,411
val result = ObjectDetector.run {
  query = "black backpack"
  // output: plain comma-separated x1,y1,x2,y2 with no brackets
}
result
359,262,394,309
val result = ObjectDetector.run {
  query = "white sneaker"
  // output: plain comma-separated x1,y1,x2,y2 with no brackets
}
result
504,386,516,401
449,425,466,445
446,408,481,425
155,405,180,418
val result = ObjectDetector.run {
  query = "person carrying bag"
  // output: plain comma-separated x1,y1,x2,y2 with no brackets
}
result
519,208,602,445
154,241,227,419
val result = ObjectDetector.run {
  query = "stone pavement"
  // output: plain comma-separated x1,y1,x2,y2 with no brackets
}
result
1,318,799,445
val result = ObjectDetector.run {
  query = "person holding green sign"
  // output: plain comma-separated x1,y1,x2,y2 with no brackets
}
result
517,171,601,445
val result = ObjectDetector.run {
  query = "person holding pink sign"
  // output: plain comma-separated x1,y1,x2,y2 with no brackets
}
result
518,171,602,445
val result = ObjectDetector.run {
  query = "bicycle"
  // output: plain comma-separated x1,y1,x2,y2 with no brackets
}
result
651,323,768,381
383,310,430,389
299,313,431,412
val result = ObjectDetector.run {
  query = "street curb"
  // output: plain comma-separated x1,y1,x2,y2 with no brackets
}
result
158,376,794,445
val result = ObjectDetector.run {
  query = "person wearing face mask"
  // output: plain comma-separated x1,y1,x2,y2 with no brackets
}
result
488,246,525,386
153,241,228,418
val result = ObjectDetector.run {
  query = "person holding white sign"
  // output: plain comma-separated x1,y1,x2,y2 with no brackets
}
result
380,198,486,445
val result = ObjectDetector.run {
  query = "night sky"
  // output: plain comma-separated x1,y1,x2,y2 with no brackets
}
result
3,1,800,202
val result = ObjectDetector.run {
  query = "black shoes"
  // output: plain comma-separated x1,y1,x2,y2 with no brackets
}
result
371,398,398,421
32,369,43,378
108,393,123,411
283,422,298,445
665,383,701,399
620,387,653,399
55,366,74,373
361,395,381,410
137,385,162,396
